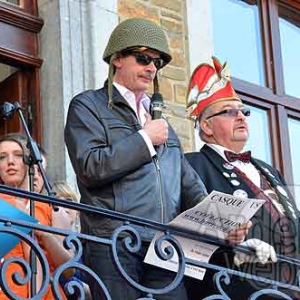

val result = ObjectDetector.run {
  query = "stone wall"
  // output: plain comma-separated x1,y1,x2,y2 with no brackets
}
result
118,0,195,151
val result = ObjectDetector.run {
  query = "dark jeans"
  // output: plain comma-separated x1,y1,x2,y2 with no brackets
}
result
84,240,187,300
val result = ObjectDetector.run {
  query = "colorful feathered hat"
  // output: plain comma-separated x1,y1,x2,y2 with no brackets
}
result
186,57,241,118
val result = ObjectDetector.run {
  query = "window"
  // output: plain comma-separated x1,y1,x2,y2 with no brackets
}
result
211,0,300,207
244,105,272,164
279,4,300,98
0,0,38,15
211,0,264,86
288,117,300,207
0,0,19,5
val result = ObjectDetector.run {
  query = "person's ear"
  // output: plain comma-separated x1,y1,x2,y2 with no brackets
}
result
200,119,213,136
113,55,123,69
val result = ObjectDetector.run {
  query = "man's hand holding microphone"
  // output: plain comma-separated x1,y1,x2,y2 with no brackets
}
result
143,113,168,145
143,92,168,146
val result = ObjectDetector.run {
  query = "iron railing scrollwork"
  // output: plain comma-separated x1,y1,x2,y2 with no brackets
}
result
0,226,50,300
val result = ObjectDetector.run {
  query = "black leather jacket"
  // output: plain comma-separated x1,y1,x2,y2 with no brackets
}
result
65,86,207,240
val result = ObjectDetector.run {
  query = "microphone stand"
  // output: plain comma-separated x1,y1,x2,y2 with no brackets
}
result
13,102,56,297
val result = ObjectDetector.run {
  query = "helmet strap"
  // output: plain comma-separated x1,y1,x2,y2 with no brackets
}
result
153,74,159,94
108,54,117,108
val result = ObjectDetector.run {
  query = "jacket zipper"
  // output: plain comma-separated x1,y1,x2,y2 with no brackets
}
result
114,97,165,221
153,155,164,223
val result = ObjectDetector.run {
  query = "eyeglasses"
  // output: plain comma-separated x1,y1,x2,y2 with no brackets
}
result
206,108,251,120
122,51,165,69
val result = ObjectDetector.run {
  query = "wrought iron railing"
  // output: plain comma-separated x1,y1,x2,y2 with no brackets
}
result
0,184,299,300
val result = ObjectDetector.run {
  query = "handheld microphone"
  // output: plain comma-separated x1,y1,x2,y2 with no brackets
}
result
150,93,164,120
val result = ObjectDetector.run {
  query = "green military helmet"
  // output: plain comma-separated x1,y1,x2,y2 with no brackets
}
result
103,17,172,66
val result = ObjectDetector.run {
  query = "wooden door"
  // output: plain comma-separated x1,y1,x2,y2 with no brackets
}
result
0,70,28,136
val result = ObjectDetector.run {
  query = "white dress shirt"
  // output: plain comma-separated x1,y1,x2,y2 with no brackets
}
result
207,143,261,187
113,82,156,157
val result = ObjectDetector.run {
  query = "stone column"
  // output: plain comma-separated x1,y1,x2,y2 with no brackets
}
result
185,0,214,150
38,0,118,189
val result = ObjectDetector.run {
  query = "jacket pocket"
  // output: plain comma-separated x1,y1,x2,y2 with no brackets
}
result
166,138,180,148
107,120,133,130
106,120,135,143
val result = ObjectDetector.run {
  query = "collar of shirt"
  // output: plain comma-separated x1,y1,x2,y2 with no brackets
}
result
113,82,150,125
207,143,261,187
207,143,237,161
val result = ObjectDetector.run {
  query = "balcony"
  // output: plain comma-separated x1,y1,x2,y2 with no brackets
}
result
0,185,299,299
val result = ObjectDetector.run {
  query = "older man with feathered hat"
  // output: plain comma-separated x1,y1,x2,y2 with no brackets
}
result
185,57,299,300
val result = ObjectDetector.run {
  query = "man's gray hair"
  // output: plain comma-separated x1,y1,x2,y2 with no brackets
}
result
198,106,214,141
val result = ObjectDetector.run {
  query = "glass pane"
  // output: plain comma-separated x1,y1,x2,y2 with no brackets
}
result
288,118,300,208
244,105,272,165
0,0,19,5
211,0,265,86
0,63,17,82
279,9,300,98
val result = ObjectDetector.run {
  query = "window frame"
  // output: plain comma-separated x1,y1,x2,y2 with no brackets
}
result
227,0,300,189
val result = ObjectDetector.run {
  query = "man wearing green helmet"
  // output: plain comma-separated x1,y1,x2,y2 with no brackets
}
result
64,18,209,299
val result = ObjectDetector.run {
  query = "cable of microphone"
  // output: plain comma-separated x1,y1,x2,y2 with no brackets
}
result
150,92,164,120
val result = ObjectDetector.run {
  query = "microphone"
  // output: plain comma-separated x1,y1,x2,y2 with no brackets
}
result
150,93,164,120
0,102,16,120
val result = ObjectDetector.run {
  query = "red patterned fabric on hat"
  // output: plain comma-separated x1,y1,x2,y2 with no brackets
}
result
186,57,241,117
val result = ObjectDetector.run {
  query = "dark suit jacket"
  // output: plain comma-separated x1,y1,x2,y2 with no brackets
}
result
184,144,300,299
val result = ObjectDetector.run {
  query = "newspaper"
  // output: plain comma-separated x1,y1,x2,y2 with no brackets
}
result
144,190,265,280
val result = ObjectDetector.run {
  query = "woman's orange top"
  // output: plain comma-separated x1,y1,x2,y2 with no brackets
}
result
0,193,67,299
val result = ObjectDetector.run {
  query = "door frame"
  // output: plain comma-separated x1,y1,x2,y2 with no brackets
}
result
0,1,43,142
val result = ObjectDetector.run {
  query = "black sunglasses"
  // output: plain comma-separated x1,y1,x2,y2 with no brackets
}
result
122,51,165,69
206,108,251,120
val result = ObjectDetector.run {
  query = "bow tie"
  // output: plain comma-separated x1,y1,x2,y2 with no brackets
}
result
224,150,251,163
